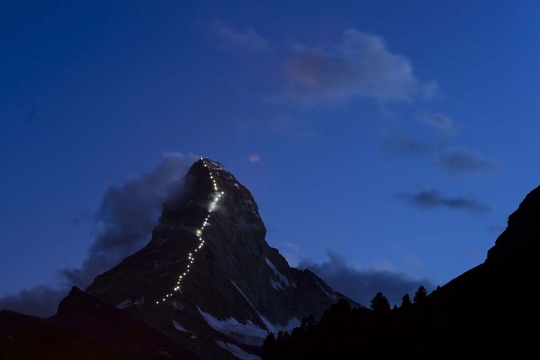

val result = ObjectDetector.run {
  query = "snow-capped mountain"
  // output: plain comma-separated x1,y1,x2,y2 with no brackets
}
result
85,158,358,359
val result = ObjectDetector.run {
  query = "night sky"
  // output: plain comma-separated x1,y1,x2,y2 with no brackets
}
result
2,0,540,315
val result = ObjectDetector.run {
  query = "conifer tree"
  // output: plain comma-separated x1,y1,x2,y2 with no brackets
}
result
401,293,412,308
370,292,391,312
413,286,427,304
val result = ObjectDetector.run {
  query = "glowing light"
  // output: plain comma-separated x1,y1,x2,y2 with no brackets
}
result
156,301,159,304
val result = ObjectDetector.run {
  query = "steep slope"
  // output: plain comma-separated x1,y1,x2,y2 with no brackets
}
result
85,158,356,360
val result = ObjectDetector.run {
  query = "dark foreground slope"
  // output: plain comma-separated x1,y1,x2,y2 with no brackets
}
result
265,186,540,358
1,287,199,359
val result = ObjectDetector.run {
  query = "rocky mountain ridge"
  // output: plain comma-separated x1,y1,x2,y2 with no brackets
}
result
84,158,359,359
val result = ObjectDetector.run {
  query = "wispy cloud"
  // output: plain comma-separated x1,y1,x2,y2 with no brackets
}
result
0,285,64,318
380,133,432,155
415,111,457,136
396,189,491,213
282,242,301,268
211,20,271,53
276,29,437,103
437,147,498,175
299,251,432,306
249,154,261,162
0,153,195,317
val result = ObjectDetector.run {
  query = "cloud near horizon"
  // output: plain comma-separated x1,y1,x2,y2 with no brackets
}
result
0,153,194,317
277,29,437,103
299,251,432,306
397,189,491,213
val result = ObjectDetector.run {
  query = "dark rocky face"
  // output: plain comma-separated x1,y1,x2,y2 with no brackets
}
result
486,185,540,264
85,158,356,359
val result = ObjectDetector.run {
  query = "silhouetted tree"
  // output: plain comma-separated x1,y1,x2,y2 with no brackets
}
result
262,333,276,359
413,286,427,304
370,292,391,312
300,317,307,331
401,293,412,308
331,299,351,316
282,331,291,342
291,326,303,339
392,304,398,310
306,314,315,327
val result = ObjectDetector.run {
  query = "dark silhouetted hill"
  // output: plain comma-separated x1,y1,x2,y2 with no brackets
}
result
263,185,540,358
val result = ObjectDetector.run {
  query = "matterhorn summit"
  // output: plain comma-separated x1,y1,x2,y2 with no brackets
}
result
85,158,356,359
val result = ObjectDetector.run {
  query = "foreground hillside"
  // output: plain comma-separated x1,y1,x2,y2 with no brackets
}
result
263,185,540,358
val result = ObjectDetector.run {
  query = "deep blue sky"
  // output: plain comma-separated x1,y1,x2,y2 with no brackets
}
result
2,0,540,308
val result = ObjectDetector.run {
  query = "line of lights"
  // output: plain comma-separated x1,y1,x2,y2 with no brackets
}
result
155,157,225,305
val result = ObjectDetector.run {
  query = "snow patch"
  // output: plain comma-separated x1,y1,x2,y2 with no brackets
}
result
158,349,171,357
230,280,276,333
172,301,185,310
173,320,188,333
316,281,338,301
215,341,261,360
115,299,131,309
265,258,289,287
270,278,284,291
197,307,267,346
208,160,229,173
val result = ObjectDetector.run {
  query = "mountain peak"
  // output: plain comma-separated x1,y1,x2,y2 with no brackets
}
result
85,158,355,359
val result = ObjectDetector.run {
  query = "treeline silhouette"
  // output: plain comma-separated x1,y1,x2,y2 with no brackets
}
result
262,286,437,359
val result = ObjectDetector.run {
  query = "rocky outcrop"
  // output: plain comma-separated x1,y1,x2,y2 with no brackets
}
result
486,185,540,263
85,158,357,360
